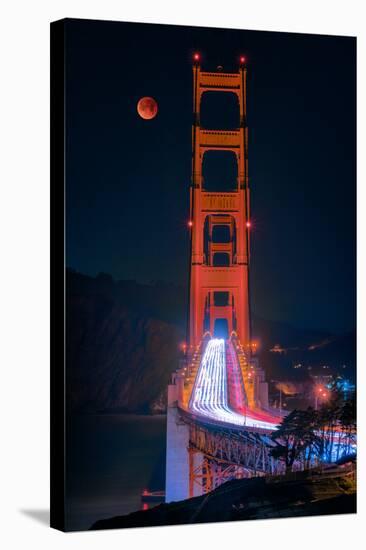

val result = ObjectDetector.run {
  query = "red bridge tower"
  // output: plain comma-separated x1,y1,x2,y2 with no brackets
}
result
189,56,251,348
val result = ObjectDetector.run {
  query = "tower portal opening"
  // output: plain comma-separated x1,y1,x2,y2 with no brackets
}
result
202,150,237,192
212,225,231,243
214,291,230,306
200,91,239,130
212,252,230,267
213,318,229,339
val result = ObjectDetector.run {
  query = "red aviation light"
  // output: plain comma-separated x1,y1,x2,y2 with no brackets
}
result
240,56,246,64
188,220,193,228
193,53,200,62
246,221,251,228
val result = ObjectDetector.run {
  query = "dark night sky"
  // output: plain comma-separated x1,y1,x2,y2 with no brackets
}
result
65,19,356,334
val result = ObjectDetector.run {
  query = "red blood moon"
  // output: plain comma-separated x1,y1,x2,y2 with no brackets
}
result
137,96,158,120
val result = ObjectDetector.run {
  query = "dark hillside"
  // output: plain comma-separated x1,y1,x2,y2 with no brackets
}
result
66,269,355,413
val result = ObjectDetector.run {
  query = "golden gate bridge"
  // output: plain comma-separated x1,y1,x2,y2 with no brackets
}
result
165,54,285,502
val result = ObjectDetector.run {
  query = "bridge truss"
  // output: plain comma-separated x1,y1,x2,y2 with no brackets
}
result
184,415,284,496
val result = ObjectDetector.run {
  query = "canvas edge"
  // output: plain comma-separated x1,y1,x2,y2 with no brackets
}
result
50,18,66,532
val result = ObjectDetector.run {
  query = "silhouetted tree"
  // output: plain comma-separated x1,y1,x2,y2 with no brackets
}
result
271,383,357,473
314,383,355,463
338,394,356,458
271,409,319,473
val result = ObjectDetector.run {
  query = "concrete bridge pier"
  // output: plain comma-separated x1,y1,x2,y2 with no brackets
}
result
165,384,191,503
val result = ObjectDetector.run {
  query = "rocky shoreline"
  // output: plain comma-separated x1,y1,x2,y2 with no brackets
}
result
91,465,356,530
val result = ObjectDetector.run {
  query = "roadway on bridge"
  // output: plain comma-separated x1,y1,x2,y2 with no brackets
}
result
189,338,279,431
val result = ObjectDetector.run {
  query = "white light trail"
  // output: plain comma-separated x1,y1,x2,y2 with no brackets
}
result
189,338,277,430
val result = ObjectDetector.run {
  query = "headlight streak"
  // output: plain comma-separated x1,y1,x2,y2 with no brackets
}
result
189,338,277,431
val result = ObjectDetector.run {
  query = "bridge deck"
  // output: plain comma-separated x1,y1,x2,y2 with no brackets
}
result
188,338,281,432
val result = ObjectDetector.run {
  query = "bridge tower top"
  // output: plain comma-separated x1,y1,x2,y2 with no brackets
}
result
188,55,251,349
